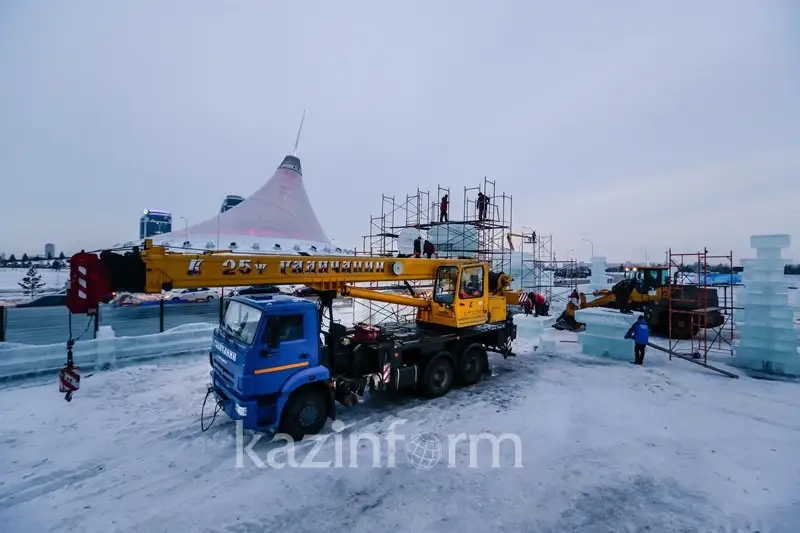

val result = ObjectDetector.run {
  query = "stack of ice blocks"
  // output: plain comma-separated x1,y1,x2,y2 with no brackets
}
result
732,234,799,376
575,308,639,361
586,256,610,294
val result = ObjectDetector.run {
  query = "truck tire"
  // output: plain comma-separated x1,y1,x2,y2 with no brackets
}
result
279,387,328,441
457,343,486,386
420,353,454,398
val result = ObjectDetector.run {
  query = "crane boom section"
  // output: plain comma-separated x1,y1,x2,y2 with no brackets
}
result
140,243,472,293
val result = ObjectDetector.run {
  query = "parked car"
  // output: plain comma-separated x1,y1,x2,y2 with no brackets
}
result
14,292,66,308
227,284,280,297
292,286,318,297
167,288,220,302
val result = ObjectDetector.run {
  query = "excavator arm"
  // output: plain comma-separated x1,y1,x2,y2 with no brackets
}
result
66,239,518,314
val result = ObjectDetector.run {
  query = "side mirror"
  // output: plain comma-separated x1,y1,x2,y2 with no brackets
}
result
266,315,280,348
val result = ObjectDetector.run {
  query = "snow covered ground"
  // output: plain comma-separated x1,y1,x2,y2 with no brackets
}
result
1,327,798,532
0,268,66,304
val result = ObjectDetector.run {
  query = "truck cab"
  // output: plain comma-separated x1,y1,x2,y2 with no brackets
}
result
209,294,333,437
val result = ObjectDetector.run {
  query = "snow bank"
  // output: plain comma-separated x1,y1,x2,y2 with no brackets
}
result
0,323,215,381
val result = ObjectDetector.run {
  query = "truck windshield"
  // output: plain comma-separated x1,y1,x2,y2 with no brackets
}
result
222,301,263,345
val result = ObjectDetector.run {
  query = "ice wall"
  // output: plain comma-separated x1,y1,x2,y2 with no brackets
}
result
731,234,799,376
586,256,610,294
575,308,639,361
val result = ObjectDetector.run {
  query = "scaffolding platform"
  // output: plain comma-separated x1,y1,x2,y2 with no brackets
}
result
358,178,513,324
667,248,737,364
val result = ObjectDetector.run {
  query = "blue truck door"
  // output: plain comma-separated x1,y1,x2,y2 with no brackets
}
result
253,308,314,384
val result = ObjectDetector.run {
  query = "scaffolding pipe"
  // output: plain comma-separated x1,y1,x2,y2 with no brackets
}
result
646,342,739,379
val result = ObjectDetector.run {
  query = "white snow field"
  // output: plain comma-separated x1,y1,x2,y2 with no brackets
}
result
1,327,798,533
0,268,66,304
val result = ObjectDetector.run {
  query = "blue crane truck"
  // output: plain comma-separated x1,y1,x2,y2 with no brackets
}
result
209,293,517,439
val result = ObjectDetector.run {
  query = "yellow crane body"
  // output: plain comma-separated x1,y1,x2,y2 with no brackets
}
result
74,240,523,330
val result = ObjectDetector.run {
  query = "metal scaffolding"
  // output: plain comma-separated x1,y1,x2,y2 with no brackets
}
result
358,189,433,324
667,248,736,363
462,177,513,273
358,178,514,325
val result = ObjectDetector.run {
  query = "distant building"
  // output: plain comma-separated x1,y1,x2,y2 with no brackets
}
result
45,243,55,259
220,195,244,213
139,209,173,239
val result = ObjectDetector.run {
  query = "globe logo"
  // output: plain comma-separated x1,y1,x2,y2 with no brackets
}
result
404,432,442,469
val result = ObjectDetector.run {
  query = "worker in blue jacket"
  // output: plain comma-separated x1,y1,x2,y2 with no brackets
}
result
624,315,649,365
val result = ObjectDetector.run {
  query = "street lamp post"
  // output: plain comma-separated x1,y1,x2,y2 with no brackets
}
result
582,238,594,258
180,217,188,244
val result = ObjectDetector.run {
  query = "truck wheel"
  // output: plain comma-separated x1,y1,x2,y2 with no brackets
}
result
279,387,328,441
457,343,486,386
421,354,454,398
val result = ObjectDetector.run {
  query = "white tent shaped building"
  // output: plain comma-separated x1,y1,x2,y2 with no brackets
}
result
147,155,340,254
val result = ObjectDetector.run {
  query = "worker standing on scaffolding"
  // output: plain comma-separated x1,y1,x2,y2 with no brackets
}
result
440,194,449,222
477,192,486,221
423,239,435,258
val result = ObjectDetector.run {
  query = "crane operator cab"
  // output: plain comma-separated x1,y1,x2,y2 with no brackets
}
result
426,263,498,329
624,266,670,294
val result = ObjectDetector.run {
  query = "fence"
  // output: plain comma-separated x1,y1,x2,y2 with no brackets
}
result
0,297,357,347
0,323,216,381
0,300,223,346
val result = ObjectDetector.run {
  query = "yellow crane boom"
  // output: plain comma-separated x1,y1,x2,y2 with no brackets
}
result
68,239,522,329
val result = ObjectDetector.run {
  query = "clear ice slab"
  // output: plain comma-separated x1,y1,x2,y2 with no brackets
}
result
732,233,798,376
736,306,794,324
575,308,640,361
750,234,790,249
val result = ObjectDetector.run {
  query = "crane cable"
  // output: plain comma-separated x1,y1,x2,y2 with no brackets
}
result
200,386,223,432
61,312,96,402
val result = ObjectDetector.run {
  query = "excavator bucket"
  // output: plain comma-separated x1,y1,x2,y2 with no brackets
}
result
551,311,584,332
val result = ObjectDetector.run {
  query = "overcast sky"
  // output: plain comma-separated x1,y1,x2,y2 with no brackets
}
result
1,0,798,262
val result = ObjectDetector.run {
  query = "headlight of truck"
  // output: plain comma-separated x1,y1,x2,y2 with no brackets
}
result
235,404,247,417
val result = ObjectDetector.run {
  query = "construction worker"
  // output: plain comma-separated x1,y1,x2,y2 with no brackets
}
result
614,279,634,314
624,315,650,365
532,292,549,316
423,239,435,258
413,236,422,258
568,289,580,309
477,192,486,221
480,193,490,220
521,294,534,315
440,194,449,222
